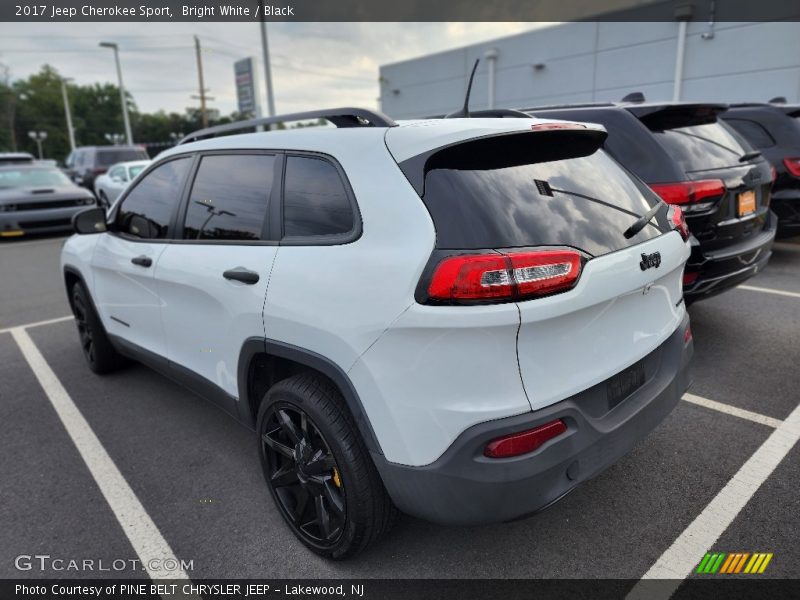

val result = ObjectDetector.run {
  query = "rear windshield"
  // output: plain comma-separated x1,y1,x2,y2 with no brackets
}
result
97,149,149,166
651,121,752,173
419,137,669,256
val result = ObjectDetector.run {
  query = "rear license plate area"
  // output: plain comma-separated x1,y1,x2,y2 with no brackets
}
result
737,190,756,217
607,359,646,409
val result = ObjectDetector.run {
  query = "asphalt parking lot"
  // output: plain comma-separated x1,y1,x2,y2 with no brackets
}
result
1,235,798,588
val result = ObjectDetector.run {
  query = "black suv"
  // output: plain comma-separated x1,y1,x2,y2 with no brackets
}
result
721,101,800,238
65,146,149,191
521,98,776,302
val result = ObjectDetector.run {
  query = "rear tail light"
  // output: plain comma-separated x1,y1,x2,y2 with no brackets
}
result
92,167,107,176
649,179,725,205
770,165,777,182
684,324,693,345
669,206,691,241
783,157,800,178
427,250,582,304
484,419,567,458
683,270,699,286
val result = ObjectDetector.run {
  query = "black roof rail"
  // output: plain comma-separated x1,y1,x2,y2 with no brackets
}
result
179,107,397,145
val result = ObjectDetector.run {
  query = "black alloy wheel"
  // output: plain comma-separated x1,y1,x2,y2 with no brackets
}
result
261,402,346,548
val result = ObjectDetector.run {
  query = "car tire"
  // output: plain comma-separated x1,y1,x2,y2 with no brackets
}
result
71,282,126,374
257,372,398,559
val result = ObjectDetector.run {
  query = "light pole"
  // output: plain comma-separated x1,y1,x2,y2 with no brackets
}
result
28,130,47,159
99,41,133,145
61,77,76,152
258,1,276,123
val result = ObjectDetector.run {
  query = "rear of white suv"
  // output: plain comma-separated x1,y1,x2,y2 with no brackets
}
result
61,110,692,559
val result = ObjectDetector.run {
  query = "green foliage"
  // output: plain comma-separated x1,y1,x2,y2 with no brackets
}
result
0,64,242,162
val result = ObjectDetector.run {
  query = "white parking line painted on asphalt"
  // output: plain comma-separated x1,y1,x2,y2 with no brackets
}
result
682,393,783,429
627,399,800,599
738,284,800,299
0,315,73,335
10,327,194,585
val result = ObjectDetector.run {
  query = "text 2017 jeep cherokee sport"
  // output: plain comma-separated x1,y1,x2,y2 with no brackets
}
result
62,108,693,558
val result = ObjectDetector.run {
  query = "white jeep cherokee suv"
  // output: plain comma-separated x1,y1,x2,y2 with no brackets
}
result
62,108,693,558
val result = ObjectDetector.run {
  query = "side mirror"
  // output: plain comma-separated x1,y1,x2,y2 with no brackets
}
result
72,207,107,235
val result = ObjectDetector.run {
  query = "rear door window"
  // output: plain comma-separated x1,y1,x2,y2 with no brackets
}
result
417,134,669,256
183,154,276,241
650,121,752,172
282,155,355,238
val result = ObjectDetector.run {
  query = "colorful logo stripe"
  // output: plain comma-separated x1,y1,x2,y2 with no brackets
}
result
696,552,773,574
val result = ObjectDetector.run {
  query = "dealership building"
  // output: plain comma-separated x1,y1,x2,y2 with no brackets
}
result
379,21,800,119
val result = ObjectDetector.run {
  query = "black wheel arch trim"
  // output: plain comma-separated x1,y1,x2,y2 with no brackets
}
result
238,337,384,455
63,265,88,310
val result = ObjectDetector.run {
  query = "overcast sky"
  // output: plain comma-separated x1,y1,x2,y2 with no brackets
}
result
0,22,552,116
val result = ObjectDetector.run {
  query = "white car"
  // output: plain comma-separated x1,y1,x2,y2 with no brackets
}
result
61,107,693,559
93,160,150,207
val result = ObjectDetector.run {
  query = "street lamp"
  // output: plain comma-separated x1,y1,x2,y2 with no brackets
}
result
61,77,76,152
28,131,47,159
104,133,125,145
99,41,133,145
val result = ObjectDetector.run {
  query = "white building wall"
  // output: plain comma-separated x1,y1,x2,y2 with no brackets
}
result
379,21,800,119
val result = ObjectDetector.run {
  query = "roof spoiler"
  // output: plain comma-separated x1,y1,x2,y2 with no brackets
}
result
179,107,397,145
626,103,729,130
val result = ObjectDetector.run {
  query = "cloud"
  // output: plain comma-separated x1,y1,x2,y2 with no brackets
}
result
0,22,551,116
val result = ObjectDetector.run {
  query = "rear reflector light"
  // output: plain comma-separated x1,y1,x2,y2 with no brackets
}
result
649,179,725,205
770,166,777,182
783,157,800,178
670,206,691,241
684,325,693,344
484,419,567,458
428,250,582,303
683,270,699,286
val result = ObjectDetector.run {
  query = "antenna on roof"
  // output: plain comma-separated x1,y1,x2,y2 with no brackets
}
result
769,96,787,104
621,92,646,103
445,59,480,118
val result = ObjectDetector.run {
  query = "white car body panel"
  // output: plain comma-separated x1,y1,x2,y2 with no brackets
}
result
516,232,689,411
90,234,168,356
94,160,151,205
155,245,277,398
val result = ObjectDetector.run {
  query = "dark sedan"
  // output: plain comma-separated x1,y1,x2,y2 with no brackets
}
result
0,165,96,238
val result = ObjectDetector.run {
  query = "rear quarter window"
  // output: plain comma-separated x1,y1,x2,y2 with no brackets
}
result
723,118,776,149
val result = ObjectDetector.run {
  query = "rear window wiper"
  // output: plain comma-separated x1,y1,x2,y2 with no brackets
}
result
739,150,762,162
623,200,666,239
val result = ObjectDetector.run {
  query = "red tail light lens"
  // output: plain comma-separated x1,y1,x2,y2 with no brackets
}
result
684,324,693,344
649,179,725,205
670,206,691,241
92,167,107,176
770,166,777,182
783,157,800,178
427,250,582,303
484,419,567,458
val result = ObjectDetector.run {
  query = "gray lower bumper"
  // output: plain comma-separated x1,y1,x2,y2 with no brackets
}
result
373,313,693,526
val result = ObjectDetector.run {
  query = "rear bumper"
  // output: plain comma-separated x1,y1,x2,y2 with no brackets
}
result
373,313,693,526
683,210,777,301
